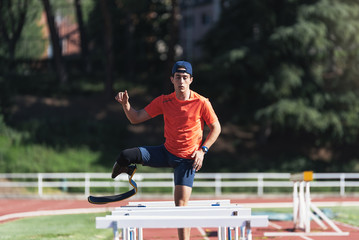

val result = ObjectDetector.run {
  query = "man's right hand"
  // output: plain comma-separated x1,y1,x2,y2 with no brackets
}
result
115,90,151,124
115,90,129,106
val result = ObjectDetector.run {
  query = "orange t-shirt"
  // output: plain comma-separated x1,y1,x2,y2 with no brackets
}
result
144,91,218,159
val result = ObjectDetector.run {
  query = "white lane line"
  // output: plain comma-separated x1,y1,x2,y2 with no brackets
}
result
299,235,313,240
196,227,210,240
268,221,282,229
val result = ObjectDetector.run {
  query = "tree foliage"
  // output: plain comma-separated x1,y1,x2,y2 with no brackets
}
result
2,0,359,171
201,0,359,148
41,0,68,83
87,0,170,86
0,0,44,61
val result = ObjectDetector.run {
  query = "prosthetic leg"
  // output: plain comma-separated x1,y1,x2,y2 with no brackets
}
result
88,165,137,204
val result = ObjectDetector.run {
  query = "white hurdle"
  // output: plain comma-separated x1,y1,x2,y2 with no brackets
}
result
111,205,251,240
96,200,268,240
265,171,349,238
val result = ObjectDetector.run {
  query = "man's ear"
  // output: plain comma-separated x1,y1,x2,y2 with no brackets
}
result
170,76,174,84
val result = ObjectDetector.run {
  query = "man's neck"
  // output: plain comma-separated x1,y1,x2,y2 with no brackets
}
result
175,90,191,101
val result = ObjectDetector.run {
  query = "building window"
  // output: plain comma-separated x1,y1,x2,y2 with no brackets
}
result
201,13,211,25
183,15,195,28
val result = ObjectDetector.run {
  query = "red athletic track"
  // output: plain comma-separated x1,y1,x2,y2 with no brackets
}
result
1,196,359,240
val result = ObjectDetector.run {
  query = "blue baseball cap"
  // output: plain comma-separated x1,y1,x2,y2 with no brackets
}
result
172,61,193,75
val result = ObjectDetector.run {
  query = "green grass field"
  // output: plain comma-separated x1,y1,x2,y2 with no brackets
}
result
325,206,359,227
0,212,112,240
0,207,358,240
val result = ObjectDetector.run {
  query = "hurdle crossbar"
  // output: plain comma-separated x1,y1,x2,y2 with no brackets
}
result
290,171,313,182
112,207,251,217
127,199,231,207
97,215,268,228
116,204,244,211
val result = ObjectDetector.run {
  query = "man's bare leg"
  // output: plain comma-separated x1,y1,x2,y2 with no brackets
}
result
174,185,192,240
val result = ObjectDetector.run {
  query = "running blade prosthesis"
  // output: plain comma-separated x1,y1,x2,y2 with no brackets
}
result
88,165,137,204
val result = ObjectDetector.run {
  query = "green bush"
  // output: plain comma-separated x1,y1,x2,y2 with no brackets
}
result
0,116,105,173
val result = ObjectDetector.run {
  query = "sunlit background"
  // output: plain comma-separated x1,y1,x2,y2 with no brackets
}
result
1,0,359,179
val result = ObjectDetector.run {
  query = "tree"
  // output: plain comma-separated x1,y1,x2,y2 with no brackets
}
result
201,0,308,121
41,0,68,83
201,0,359,166
164,0,180,91
74,0,91,73
99,0,115,98
256,0,359,146
0,0,29,68
87,0,169,91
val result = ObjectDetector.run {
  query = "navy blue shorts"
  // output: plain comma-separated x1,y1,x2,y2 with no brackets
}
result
138,145,195,188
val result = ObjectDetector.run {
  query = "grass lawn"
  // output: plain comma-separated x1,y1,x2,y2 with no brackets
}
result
329,206,359,227
0,207,358,240
0,212,112,240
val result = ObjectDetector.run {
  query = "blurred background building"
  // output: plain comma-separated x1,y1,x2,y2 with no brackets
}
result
179,0,221,60
40,0,221,61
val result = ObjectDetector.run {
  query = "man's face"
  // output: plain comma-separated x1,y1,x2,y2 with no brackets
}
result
170,69,193,93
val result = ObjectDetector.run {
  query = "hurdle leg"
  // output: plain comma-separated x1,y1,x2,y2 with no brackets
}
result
305,181,311,233
121,227,126,240
234,226,239,240
246,221,252,240
240,224,245,240
129,229,133,240
310,211,327,230
293,181,299,227
310,203,343,233
111,222,119,240
125,227,131,240
129,227,136,240
220,226,227,240
138,227,143,240
298,181,306,229
228,227,237,240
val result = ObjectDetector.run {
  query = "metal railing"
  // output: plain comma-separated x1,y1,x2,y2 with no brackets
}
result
0,172,358,197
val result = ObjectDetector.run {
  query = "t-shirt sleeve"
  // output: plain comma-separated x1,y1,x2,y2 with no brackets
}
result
144,95,163,118
202,99,218,125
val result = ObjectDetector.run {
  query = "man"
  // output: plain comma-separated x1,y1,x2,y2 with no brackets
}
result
112,60,221,240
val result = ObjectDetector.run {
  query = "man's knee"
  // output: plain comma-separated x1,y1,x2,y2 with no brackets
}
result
174,185,192,206
116,147,143,166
